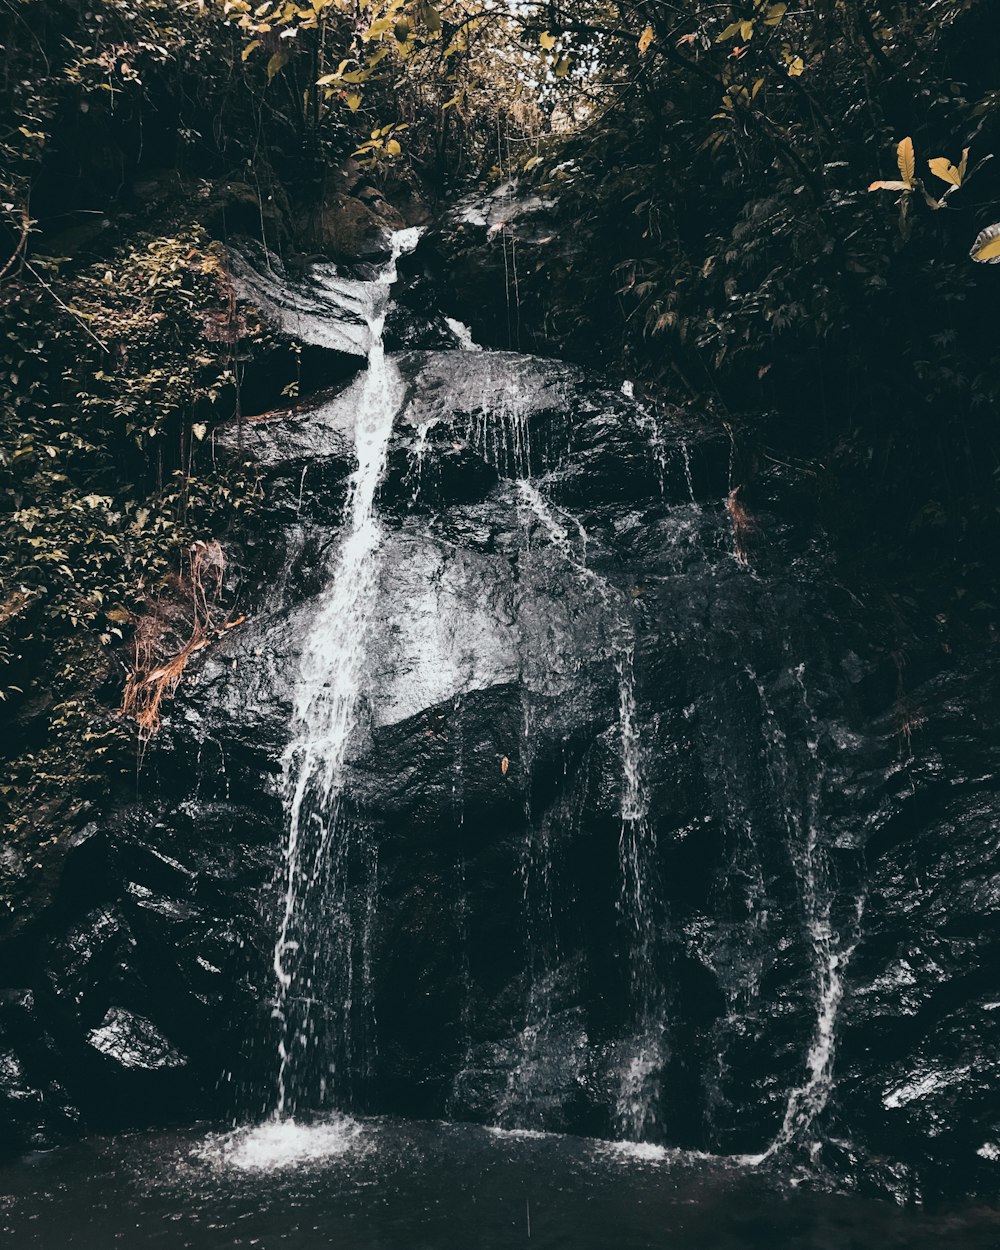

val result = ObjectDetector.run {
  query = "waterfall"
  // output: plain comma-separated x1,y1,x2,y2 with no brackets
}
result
613,647,665,1141
235,246,853,1157
271,228,421,1120
514,478,664,1140
748,665,863,1158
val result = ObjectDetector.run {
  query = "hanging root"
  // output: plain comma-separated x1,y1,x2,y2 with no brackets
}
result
121,540,234,749
727,485,757,566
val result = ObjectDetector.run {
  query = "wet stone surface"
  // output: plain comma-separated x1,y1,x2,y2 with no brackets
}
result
1,246,999,1212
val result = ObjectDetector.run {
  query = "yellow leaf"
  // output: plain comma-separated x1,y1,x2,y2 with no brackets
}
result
638,24,654,55
970,223,1000,263
764,3,787,25
868,179,909,192
267,50,288,82
501,755,509,776
539,31,556,50
928,156,962,187
716,21,742,42
959,146,970,180
787,55,804,76
242,39,261,61
554,55,571,78
740,19,754,39
385,138,401,157
896,136,915,187
192,423,207,441
346,93,362,111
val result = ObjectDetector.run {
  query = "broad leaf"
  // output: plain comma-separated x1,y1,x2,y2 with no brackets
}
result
638,25,654,55
716,21,742,42
266,50,288,82
958,147,971,180
928,156,962,187
970,223,1000,263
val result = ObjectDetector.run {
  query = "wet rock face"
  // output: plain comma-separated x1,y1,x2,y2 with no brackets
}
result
2,256,1000,1209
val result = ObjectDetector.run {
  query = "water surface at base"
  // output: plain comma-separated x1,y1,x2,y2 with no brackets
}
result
2,1118,998,1249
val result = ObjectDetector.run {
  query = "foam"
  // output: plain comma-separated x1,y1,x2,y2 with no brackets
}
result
200,1116,364,1172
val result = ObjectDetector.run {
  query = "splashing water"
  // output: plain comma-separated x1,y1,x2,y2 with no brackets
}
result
445,316,482,351
271,228,421,1121
204,1114,365,1172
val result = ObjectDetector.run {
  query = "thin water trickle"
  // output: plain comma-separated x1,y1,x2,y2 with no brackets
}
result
614,646,665,1141
404,418,438,507
515,476,664,1140
746,663,864,1157
679,440,697,503
271,228,421,1120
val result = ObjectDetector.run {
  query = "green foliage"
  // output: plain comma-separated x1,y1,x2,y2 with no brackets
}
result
0,0,391,859
0,218,263,844
455,0,1000,620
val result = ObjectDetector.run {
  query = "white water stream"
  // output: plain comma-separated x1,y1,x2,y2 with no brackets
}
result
271,228,421,1120
239,235,852,1161
514,479,663,1140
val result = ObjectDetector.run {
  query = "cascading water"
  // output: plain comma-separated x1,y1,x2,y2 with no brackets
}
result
613,647,666,1141
753,665,864,1157
512,477,664,1141
215,241,866,1168
270,228,421,1121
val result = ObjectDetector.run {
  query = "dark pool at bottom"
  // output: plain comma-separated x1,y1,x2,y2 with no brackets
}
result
1,1117,998,1250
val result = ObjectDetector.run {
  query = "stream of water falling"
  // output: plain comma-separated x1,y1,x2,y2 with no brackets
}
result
271,228,421,1121
513,479,663,1139
613,646,666,1141
748,664,863,1159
